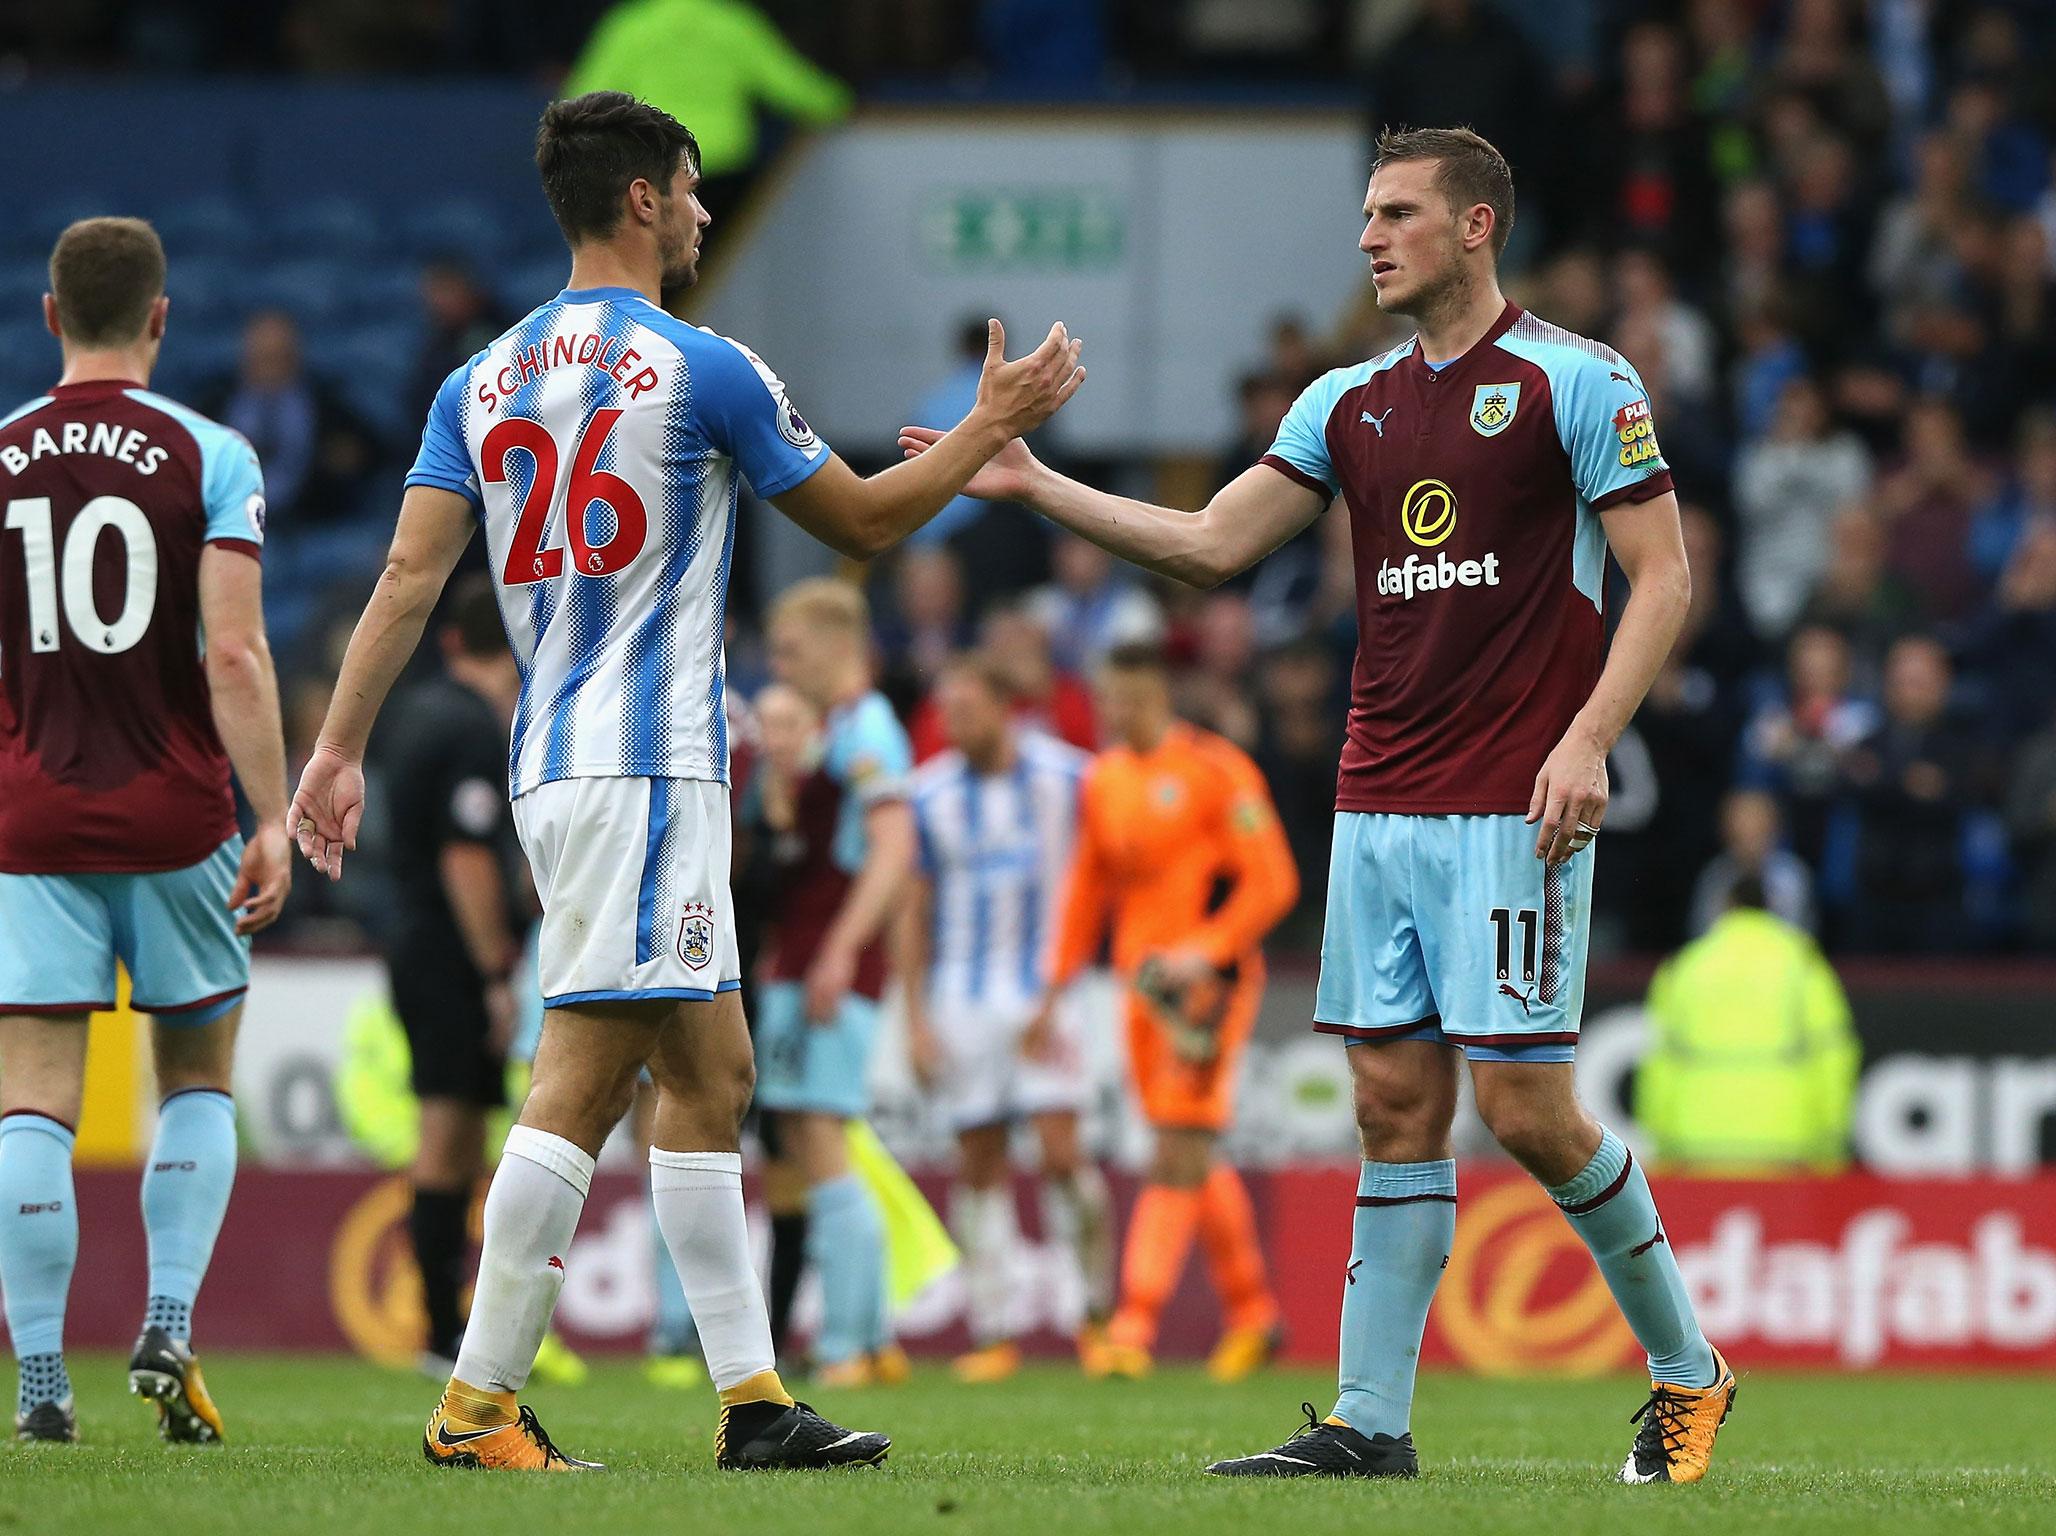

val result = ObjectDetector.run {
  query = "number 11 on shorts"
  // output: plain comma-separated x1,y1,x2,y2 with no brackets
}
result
1489,906,1538,983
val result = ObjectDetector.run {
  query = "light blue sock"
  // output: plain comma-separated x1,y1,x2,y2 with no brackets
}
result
140,1090,237,1342
0,1114,79,1411
1331,1159,1456,1439
1549,1128,1716,1387
647,1187,698,1354
807,1175,883,1367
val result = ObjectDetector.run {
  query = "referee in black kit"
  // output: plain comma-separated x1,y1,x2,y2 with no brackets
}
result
378,572,527,1370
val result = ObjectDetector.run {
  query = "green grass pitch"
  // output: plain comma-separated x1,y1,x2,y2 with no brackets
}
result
10,1355,2053,1536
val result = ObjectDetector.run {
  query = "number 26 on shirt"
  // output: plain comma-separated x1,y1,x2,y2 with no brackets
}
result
486,407,646,586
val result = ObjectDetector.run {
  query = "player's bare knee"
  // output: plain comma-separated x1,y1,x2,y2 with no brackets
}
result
1350,1074,1454,1162
151,1014,237,1095
958,1125,1010,1187
719,1061,760,1143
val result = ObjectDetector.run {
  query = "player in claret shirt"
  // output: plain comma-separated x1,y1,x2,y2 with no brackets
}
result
0,218,290,1446
901,127,1735,1486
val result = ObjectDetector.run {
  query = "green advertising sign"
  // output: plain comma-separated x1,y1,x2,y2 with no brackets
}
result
920,189,1125,272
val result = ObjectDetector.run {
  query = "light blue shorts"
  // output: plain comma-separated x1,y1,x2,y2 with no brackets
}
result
0,837,252,1024
1315,813,1593,1063
752,979,881,1119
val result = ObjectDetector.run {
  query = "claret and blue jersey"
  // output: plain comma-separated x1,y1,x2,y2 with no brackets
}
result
1263,302,1676,1058
405,285,830,798
1261,300,1674,817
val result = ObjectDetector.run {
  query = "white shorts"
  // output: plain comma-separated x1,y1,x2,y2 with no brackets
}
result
932,992,1087,1133
511,776,740,1009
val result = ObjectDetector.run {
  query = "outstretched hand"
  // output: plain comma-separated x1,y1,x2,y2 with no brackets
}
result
976,317,1086,439
896,425,1041,501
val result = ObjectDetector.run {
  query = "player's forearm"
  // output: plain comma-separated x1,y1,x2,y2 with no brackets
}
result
845,416,1011,556
1570,552,1691,752
825,820,915,959
317,558,444,761
439,844,519,978
889,887,934,1026
1021,464,1228,587
206,638,290,828
1191,851,1298,965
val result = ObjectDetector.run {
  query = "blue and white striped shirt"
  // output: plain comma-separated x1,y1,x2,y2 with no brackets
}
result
407,285,828,797
910,732,1088,1012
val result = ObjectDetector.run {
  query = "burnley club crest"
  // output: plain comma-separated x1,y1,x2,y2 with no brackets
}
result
678,901,716,971
1471,382,1520,437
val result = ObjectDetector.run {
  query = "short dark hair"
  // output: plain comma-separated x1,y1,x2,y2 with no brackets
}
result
443,573,508,659
1372,125,1516,257
1100,641,1170,679
535,91,700,245
49,217,165,346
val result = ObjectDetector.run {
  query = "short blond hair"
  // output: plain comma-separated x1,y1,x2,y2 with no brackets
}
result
770,576,869,637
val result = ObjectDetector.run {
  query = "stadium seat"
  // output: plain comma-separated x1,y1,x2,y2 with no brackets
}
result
0,321,60,387
3,195,116,256
246,259,355,329
320,324,425,437
162,256,252,327
496,256,573,313
398,199,507,260
0,267,51,322
151,196,260,259
343,265,429,322
266,196,386,260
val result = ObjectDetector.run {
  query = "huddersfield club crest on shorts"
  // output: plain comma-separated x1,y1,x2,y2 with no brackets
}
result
678,901,716,971
1471,382,1520,437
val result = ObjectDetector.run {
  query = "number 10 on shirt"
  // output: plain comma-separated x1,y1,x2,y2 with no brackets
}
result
486,406,647,585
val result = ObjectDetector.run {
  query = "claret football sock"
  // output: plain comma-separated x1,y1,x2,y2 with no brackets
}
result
141,1089,237,1344
453,1126,592,1393
1549,1129,1716,1389
649,1150,777,1390
1332,1159,1456,1439
0,1114,79,1414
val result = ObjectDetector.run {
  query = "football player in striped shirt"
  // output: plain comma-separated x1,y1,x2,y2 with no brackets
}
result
289,91,1083,1471
900,653,1115,1382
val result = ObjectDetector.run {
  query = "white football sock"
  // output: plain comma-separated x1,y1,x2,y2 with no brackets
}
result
649,1149,776,1391
951,1184,1020,1346
1044,1166,1116,1321
452,1126,592,1392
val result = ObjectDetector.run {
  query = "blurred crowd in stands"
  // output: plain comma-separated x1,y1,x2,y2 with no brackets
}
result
8,0,2056,958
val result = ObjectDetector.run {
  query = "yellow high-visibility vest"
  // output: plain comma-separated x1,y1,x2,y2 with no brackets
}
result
1637,908,1860,1173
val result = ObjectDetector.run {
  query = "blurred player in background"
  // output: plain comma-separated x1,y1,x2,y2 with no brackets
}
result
374,572,524,1374
900,653,1115,1383
287,91,1083,1471
1040,643,1296,1382
730,682,824,1364
759,578,914,1387
0,218,290,1444
906,126,1732,1485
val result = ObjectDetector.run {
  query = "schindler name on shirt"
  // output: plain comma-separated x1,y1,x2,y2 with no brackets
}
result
1376,550,1503,602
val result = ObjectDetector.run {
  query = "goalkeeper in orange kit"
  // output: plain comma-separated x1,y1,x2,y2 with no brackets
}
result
1029,643,1298,1380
